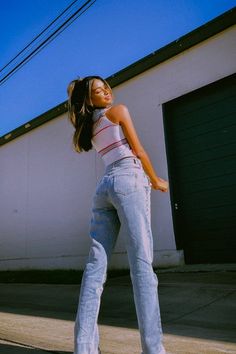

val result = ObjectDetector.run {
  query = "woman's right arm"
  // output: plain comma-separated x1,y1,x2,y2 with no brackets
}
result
106,104,168,192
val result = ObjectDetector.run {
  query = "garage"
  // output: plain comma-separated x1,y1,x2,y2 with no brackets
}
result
164,73,236,264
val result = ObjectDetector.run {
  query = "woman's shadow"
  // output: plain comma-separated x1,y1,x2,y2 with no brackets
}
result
0,343,72,354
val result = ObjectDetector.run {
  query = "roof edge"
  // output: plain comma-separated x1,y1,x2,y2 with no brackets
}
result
1,7,235,146
106,7,236,87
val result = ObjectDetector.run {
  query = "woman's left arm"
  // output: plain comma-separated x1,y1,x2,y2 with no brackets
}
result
106,104,168,192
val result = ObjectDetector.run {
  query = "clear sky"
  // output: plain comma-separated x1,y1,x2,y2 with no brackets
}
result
0,0,235,136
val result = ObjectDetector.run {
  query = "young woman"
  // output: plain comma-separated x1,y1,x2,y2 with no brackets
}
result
67,76,168,354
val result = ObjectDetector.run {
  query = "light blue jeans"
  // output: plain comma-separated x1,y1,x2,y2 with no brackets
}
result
74,157,165,354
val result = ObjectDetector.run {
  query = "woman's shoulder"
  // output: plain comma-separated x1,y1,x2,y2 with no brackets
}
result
107,103,128,114
106,104,129,123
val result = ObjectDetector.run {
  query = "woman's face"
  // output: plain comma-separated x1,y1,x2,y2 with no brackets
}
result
90,79,113,107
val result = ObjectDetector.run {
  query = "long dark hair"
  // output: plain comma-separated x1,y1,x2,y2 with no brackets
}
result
67,76,110,152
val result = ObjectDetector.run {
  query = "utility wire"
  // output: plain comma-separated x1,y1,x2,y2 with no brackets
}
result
0,0,79,74
0,0,96,86
0,0,95,84
5,1,82,74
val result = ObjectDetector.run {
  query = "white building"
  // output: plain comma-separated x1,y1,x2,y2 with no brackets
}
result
0,9,235,270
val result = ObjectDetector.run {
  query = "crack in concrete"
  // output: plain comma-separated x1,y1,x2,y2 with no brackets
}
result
164,289,236,324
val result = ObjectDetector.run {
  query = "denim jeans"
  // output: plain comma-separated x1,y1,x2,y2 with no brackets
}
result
74,157,165,354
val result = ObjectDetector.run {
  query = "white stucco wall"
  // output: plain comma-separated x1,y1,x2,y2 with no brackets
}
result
0,25,235,270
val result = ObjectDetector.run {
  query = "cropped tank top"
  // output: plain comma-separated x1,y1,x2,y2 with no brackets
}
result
91,107,135,166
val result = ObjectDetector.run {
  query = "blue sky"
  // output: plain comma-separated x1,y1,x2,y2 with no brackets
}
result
0,0,235,136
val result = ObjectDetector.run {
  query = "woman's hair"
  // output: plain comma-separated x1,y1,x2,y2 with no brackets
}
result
67,75,111,152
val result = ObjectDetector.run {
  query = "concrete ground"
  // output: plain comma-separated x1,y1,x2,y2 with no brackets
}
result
0,266,235,354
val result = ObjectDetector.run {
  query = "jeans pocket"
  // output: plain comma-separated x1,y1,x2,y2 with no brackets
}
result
114,173,137,195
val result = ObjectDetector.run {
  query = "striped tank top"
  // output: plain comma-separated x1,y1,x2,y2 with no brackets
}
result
91,107,135,166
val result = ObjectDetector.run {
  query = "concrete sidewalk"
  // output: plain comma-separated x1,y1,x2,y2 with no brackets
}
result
0,268,235,354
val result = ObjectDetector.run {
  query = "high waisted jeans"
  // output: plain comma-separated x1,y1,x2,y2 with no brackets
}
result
74,157,165,354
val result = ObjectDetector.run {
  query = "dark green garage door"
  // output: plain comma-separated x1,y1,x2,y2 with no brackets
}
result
164,74,236,264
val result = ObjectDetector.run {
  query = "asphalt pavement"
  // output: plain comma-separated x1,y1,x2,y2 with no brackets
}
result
0,265,235,354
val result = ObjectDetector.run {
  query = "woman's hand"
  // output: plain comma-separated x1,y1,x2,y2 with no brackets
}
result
151,177,169,192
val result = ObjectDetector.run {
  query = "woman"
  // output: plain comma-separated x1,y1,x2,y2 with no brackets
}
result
67,76,168,354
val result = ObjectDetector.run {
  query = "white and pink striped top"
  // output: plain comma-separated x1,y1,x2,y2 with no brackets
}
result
92,108,135,166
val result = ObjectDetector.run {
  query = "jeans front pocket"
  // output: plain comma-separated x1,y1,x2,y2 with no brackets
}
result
113,173,138,195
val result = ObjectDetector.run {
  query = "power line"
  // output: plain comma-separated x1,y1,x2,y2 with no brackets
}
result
0,0,79,74
0,0,95,85
0,0,96,86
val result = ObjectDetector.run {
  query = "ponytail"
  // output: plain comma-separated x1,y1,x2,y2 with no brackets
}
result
67,78,94,152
